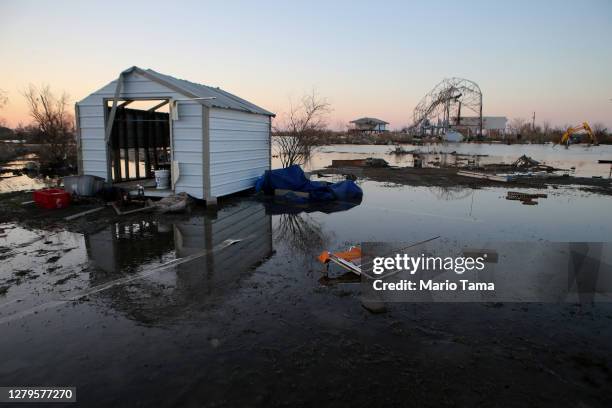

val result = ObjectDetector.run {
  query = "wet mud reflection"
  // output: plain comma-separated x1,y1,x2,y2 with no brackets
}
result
84,202,273,324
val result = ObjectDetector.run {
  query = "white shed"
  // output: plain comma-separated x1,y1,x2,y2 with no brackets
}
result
75,66,274,204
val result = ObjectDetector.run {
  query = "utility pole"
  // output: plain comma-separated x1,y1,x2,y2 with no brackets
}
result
478,93,483,139
532,111,536,132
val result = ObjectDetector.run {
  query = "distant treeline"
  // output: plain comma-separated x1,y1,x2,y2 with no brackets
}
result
273,125,612,145
0,123,76,174
0,124,46,143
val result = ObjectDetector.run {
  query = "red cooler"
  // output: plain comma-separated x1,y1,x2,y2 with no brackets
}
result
33,189,71,209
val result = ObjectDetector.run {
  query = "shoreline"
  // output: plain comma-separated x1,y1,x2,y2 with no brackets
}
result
315,166,612,196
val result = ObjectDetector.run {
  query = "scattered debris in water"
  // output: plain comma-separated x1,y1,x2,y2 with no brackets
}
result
506,191,548,205
330,157,388,168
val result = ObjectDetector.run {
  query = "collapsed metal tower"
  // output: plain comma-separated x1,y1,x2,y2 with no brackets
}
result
411,77,483,137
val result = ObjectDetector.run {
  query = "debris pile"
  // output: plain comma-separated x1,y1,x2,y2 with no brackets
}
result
484,155,559,173
390,146,420,155
330,158,388,168
506,191,548,205
513,155,541,168
111,192,192,215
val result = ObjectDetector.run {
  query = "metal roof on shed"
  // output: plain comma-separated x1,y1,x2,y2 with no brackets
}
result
144,68,274,116
83,66,275,116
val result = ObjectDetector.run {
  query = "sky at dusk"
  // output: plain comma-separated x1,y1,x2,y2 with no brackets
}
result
1,0,611,130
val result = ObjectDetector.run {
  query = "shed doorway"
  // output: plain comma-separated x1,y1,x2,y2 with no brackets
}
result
106,99,171,185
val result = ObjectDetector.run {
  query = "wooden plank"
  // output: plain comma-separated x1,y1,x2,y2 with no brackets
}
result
457,170,510,182
162,112,169,158
328,254,361,275
140,111,151,178
111,107,122,182
104,73,124,144
118,100,133,108
111,201,154,216
148,111,155,169
155,111,163,167
111,202,121,215
121,108,129,180
64,207,105,221
148,100,169,111
127,110,139,179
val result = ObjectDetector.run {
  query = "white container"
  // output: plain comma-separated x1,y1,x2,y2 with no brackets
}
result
154,169,170,189
63,175,105,196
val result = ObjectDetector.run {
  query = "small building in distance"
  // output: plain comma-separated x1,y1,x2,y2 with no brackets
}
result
452,116,508,138
349,117,389,133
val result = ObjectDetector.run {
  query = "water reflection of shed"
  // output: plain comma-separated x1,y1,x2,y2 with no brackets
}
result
84,201,272,323
173,202,273,296
86,220,174,277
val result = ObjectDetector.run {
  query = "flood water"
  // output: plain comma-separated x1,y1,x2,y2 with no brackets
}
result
301,142,612,177
0,155,54,193
1,144,612,406
2,143,611,193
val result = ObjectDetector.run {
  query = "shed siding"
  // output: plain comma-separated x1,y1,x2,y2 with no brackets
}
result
208,108,271,197
76,72,204,198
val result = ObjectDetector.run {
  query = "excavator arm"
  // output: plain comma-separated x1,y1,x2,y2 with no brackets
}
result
561,122,597,145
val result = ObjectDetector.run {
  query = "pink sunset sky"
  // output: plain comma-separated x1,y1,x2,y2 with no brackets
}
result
1,0,611,130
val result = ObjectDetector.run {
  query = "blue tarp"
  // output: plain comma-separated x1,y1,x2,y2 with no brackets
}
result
255,165,363,203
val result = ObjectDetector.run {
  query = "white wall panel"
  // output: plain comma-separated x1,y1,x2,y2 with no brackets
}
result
208,108,270,197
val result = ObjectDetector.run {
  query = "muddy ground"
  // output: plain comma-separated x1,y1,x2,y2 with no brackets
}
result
0,190,224,233
316,166,612,196
1,185,611,407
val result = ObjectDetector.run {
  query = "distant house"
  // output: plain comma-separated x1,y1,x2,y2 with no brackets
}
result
453,116,507,131
349,117,389,133
451,116,508,137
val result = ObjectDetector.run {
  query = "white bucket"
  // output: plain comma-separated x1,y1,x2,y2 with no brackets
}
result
154,169,170,189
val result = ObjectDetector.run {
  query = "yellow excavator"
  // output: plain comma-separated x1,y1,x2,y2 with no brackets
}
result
560,121,597,147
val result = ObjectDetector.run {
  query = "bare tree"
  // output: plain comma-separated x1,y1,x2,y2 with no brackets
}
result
274,213,328,258
0,89,8,127
530,120,552,143
0,89,7,110
274,90,331,167
591,122,607,143
14,123,43,143
541,121,551,136
509,117,528,135
23,85,76,169
0,89,14,158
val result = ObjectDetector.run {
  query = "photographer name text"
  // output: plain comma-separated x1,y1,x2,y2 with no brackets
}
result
372,279,494,291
